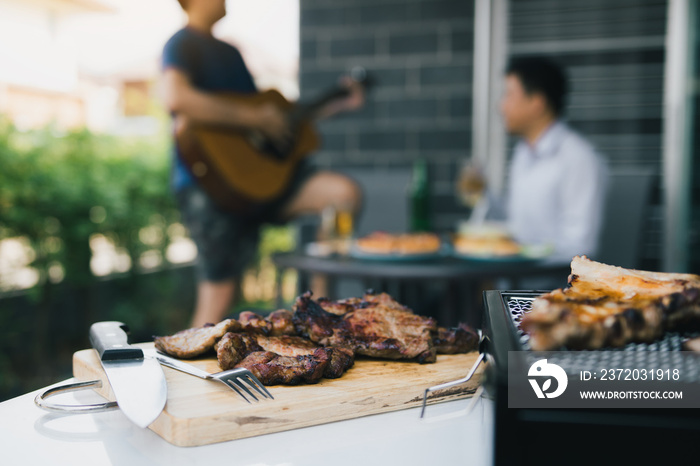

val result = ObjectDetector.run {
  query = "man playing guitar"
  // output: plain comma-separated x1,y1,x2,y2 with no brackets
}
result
163,0,364,327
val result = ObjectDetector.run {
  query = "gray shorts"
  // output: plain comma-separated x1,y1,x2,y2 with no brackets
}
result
176,162,317,282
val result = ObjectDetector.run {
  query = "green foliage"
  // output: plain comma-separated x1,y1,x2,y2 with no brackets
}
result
0,118,178,288
257,225,296,261
0,117,182,401
0,117,300,402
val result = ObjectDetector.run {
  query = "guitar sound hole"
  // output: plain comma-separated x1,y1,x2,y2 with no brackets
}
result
248,132,289,161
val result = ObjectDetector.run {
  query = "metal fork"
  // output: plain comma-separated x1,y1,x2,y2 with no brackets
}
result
149,350,274,403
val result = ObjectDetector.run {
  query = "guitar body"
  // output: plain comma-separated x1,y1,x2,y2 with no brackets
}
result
176,89,320,214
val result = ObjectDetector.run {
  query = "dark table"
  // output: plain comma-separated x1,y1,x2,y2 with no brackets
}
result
272,252,570,326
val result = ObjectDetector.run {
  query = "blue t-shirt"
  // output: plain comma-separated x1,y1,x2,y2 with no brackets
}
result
162,27,257,190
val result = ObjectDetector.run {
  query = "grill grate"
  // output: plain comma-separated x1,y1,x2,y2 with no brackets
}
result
503,294,700,381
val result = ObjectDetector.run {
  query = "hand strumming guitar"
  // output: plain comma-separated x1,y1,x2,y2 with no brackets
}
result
253,102,293,151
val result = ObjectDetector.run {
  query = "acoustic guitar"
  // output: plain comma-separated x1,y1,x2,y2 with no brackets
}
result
176,69,372,214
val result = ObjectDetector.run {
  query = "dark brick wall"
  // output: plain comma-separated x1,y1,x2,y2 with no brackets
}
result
299,0,668,251
299,0,475,231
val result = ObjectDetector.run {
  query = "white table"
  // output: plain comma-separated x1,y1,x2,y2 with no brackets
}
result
0,379,494,465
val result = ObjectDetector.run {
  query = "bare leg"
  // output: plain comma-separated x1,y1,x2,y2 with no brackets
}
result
189,171,360,324
190,278,237,327
281,171,362,299
310,273,330,299
280,171,362,220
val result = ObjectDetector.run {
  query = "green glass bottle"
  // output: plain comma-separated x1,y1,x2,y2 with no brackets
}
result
409,159,431,232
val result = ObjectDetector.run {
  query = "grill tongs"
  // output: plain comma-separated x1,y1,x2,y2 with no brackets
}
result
420,335,488,418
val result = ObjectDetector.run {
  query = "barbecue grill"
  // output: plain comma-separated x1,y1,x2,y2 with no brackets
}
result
481,290,700,465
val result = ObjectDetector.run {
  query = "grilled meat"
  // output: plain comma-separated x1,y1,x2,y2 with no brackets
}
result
433,323,479,354
254,334,318,356
683,337,700,353
317,297,356,315
255,335,354,378
215,332,262,368
318,291,478,355
154,319,241,358
155,290,473,386
267,309,296,336
317,346,355,378
293,291,438,363
234,350,328,385
317,291,413,315
521,255,700,350
216,332,353,384
237,309,296,336
238,311,271,334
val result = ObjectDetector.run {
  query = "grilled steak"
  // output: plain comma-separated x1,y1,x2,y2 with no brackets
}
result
234,350,328,385
253,334,319,356
267,310,296,336
215,332,262,368
521,255,700,350
318,291,478,355
317,291,413,315
317,297,357,315
237,309,296,336
216,332,353,384
238,311,271,334
254,335,354,378
433,323,479,354
293,291,438,363
154,319,241,358
155,290,473,385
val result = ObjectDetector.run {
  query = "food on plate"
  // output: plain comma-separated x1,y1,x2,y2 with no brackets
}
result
355,232,441,255
154,319,241,358
521,255,700,350
354,232,395,254
154,291,478,385
453,235,521,257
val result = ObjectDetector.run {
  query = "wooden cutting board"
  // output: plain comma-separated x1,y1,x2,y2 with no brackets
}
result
73,343,482,447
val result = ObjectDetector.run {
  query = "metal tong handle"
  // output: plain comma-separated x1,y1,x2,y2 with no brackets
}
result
420,335,488,418
35,380,118,414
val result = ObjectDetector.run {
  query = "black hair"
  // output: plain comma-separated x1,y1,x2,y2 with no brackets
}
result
505,56,568,116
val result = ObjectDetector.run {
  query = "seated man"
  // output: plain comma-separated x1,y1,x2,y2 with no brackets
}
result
500,56,609,262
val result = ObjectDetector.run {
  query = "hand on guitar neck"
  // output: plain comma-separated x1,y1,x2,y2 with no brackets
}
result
315,76,366,119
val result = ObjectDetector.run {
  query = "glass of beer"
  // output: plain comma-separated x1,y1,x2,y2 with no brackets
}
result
334,204,354,255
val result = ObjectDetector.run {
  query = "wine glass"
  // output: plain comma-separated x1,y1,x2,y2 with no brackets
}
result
457,158,486,209
456,159,489,226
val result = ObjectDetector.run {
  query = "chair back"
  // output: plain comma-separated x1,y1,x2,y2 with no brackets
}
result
595,168,655,269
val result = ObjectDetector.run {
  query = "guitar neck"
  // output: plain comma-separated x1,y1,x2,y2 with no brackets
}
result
293,87,352,122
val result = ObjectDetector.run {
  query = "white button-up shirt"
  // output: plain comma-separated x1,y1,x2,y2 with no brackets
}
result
506,121,609,263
